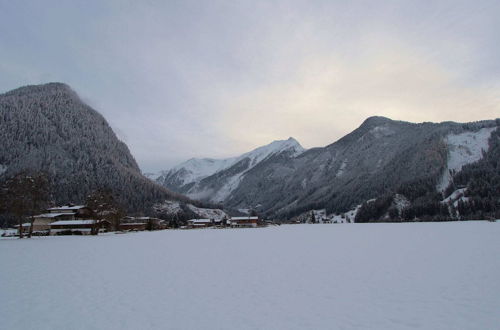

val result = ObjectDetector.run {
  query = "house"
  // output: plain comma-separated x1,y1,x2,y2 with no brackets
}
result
120,216,166,231
187,218,223,228
47,204,93,218
29,204,94,233
49,219,111,235
229,216,259,228
29,213,76,232
188,218,212,228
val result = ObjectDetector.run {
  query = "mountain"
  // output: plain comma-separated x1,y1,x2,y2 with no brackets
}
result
155,116,499,220
0,83,193,213
155,137,305,203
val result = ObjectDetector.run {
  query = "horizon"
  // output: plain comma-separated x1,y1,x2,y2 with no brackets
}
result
1,1,500,171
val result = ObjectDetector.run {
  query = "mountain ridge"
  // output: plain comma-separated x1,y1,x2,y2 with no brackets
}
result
0,83,198,214
155,116,499,219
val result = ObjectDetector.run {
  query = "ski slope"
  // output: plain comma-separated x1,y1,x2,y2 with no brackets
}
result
1,222,499,330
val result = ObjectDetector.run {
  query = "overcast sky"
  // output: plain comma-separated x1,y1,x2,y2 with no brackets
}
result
1,1,499,172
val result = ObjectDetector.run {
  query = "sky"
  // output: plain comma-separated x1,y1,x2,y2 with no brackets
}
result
1,0,499,172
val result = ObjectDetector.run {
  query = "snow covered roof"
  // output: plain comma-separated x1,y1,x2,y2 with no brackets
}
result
188,219,212,223
34,213,72,218
47,205,86,211
231,216,258,220
50,220,96,226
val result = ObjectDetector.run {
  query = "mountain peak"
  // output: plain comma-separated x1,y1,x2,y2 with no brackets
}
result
3,82,76,98
361,116,393,127
261,137,305,155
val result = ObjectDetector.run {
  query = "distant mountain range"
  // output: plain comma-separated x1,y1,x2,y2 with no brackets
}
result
1,82,498,222
153,116,500,220
155,137,305,203
0,83,204,215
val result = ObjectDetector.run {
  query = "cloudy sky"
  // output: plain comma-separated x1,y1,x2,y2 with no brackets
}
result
1,1,499,171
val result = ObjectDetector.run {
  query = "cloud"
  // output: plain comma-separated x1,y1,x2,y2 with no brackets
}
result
1,1,499,171
207,33,500,152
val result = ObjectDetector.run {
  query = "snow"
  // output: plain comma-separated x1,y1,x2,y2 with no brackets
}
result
437,127,496,191
33,212,73,218
161,138,306,201
369,125,395,138
50,220,96,225
210,172,244,202
168,157,239,185
393,194,410,212
188,219,212,224
14,223,31,227
1,222,499,330
238,208,251,214
329,205,361,223
153,200,182,214
336,159,347,177
0,228,18,237
441,188,468,207
186,204,229,221
47,205,86,211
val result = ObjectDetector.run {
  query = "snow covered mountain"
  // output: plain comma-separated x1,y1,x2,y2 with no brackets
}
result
155,137,305,202
0,83,196,214
157,116,499,220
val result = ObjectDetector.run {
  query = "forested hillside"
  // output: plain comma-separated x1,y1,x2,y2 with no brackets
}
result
0,83,190,213
354,124,500,222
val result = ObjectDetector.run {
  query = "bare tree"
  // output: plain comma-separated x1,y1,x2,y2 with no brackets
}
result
86,188,124,234
0,172,50,238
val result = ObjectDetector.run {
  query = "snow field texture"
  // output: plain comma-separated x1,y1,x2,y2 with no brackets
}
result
1,222,499,330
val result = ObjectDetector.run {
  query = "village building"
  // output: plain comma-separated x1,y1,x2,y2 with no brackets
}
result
120,216,167,231
46,205,93,217
28,204,95,233
229,216,259,228
49,219,111,235
187,218,223,228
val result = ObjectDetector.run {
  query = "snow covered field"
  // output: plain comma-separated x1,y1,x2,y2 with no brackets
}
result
1,222,499,330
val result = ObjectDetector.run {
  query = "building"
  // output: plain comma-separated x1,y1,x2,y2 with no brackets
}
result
29,213,76,232
120,216,166,231
46,205,93,218
187,218,223,228
229,216,259,228
30,204,94,233
49,220,110,235
119,222,147,231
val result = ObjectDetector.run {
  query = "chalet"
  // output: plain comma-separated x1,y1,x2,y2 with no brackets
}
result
29,213,75,232
187,218,223,228
30,204,94,233
47,204,93,218
49,219,110,235
229,216,259,228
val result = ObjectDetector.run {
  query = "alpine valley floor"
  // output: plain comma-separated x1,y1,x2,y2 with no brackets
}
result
1,222,499,330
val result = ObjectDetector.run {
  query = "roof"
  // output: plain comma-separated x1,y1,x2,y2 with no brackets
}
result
47,205,86,211
34,213,72,218
50,220,96,226
188,219,212,223
15,223,31,227
231,216,258,220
